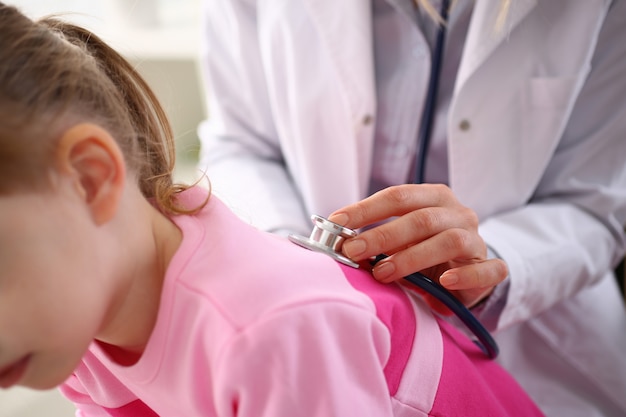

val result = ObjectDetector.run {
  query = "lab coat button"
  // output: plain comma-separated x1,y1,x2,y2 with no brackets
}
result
459,119,471,131
362,114,374,126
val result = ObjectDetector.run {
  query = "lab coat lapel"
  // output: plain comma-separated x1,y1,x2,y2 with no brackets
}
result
455,0,537,93
302,0,376,197
301,0,375,118
449,0,538,218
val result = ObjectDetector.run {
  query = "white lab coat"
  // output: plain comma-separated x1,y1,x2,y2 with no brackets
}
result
199,0,626,415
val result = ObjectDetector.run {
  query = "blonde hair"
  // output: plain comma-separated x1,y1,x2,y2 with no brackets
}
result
415,0,511,29
0,3,200,214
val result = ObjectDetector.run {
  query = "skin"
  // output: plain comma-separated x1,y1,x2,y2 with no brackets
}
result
328,184,508,312
0,124,181,390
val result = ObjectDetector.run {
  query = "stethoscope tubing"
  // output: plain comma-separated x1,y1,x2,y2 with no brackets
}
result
371,254,499,359
406,0,498,358
415,0,451,184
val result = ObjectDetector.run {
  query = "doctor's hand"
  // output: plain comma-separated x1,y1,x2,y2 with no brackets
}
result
328,184,508,312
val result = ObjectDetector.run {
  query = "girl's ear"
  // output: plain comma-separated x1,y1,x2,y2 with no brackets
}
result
56,123,127,225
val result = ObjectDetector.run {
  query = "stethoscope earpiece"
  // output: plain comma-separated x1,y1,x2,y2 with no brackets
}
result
288,215,359,268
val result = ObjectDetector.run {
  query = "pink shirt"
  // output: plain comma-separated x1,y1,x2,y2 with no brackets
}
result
60,187,543,416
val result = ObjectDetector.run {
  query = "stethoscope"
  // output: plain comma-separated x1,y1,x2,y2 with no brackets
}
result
289,0,499,359
289,215,499,359
415,0,450,184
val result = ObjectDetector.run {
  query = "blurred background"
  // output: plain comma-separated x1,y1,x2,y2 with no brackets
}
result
1,1,205,415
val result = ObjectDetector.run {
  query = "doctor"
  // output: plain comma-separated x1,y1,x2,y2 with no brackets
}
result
198,0,626,415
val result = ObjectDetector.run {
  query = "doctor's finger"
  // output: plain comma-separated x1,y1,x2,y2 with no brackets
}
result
439,259,509,291
329,184,460,229
371,228,487,283
341,206,477,261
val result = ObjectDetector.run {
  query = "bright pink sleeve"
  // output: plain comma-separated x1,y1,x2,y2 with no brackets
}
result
212,301,394,417
59,375,112,417
60,362,159,417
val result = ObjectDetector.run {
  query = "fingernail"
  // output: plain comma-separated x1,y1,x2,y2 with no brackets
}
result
439,272,458,287
374,261,396,282
329,212,349,226
342,238,366,258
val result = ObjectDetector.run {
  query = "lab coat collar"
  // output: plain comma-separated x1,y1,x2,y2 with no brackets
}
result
455,0,537,93
301,0,539,120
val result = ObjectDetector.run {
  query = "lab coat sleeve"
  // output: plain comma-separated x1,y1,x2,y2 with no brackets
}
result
212,302,394,417
198,0,309,235
478,2,626,331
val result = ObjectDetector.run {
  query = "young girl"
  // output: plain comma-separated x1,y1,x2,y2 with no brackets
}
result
0,4,543,416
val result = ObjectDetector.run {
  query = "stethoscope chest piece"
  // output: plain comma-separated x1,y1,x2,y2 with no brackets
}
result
288,215,359,268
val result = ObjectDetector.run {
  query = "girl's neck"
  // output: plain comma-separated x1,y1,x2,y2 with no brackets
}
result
95,195,183,366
